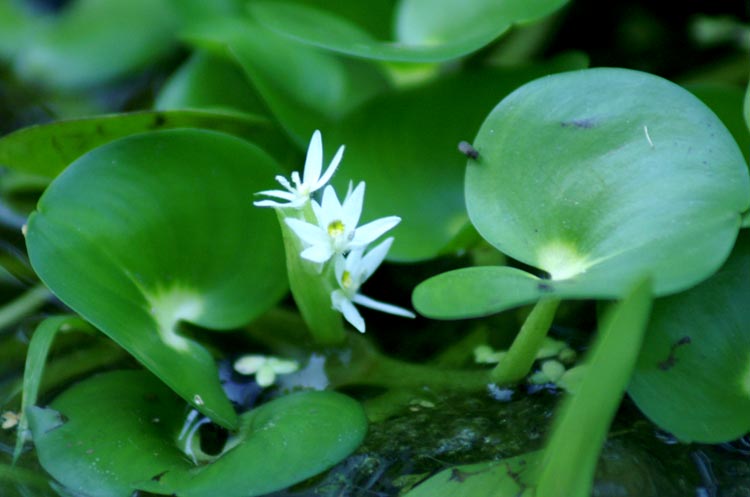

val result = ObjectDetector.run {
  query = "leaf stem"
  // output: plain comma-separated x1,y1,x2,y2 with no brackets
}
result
490,298,561,384
0,285,51,333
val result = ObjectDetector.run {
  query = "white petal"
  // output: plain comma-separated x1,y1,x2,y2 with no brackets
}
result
359,237,393,282
254,199,288,208
303,130,323,186
315,144,344,190
234,355,266,374
285,218,328,246
334,253,346,286
352,293,416,318
256,189,297,201
256,365,276,387
351,216,400,248
291,171,302,189
342,182,365,230
274,175,295,192
268,358,299,375
300,244,334,263
318,185,343,226
332,290,365,333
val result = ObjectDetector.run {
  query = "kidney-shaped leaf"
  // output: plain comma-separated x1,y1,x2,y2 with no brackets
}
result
628,233,750,443
29,370,367,497
26,130,288,428
415,68,749,319
249,0,569,62
468,67,749,294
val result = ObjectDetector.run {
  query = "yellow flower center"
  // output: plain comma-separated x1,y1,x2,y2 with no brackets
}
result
341,270,353,289
328,220,345,237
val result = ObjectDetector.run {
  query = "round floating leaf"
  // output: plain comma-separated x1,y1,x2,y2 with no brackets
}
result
471,69,746,292
249,0,569,62
328,59,588,262
14,0,179,89
29,370,367,497
628,233,750,443
0,110,275,178
26,130,288,427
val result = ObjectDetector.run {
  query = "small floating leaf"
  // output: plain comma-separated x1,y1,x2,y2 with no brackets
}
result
26,130,287,427
628,233,750,443
403,453,541,497
29,370,367,497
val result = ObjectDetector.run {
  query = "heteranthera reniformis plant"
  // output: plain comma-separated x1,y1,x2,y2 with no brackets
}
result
1,2,749,496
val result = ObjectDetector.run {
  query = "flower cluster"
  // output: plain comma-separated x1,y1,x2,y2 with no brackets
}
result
255,130,415,332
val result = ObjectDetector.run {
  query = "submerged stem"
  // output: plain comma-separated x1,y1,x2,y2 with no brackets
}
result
490,298,561,385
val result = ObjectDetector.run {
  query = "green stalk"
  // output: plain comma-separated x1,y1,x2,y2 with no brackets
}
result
0,285,51,332
490,298,560,384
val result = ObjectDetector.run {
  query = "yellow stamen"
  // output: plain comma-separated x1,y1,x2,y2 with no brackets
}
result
341,270,353,289
328,220,345,237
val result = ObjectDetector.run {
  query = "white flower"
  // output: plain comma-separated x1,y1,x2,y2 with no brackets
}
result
254,130,344,209
233,355,300,387
285,183,401,264
330,237,415,333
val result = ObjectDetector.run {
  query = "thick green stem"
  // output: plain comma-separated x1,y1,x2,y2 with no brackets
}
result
491,298,561,384
0,285,51,332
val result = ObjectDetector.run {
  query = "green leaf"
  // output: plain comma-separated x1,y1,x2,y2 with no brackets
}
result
403,453,541,497
249,0,569,62
13,315,89,463
628,232,750,443
155,51,266,115
535,278,652,497
329,59,588,262
687,83,750,164
184,18,389,144
420,68,750,318
13,0,180,89
0,0,42,62
29,370,367,497
0,110,274,179
26,130,288,427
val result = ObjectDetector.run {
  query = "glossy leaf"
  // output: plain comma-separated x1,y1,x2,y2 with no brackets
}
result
184,18,389,144
249,0,569,62
535,278,652,497
26,130,288,427
0,110,273,179
468,68,749,295
29,370,367,497
13,0,179,89
628,233,750,443
328,58,588,262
